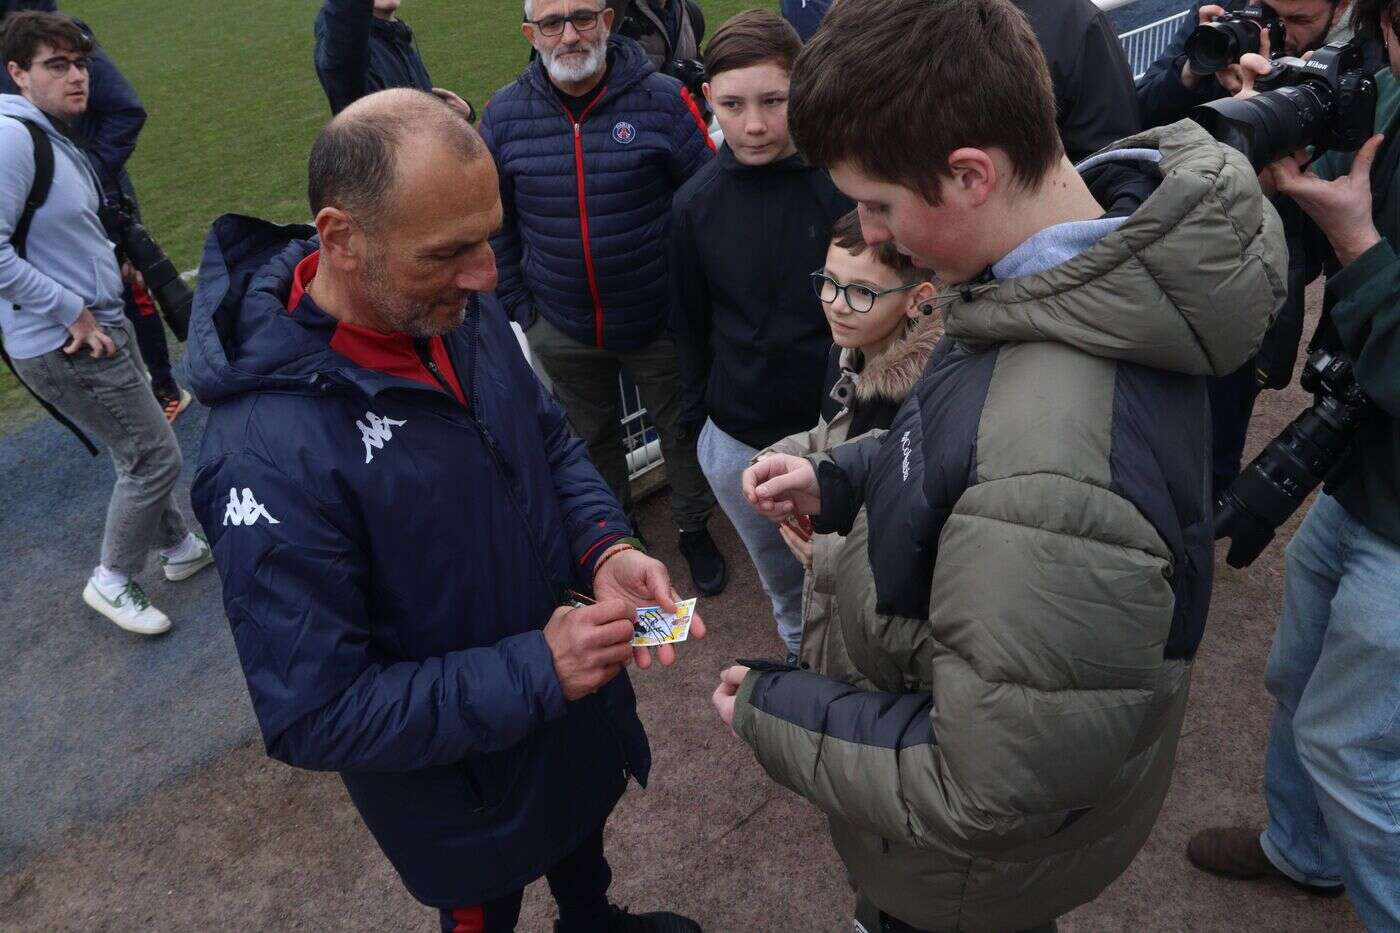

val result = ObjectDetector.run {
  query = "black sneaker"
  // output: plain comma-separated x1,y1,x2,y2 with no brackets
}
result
555,905,702,933
678,527,727,596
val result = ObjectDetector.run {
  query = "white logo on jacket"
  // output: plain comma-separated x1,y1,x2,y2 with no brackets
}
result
900,430,913,482
358,412,407,464
223,488,279,526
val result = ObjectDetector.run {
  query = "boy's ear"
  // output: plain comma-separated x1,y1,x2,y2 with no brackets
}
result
909,281,938,318
701,81,713,105
946,148,997,208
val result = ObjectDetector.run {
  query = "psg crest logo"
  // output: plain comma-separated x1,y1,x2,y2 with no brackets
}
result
612,121,636,145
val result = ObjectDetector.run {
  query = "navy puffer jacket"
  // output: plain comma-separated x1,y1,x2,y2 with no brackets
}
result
185,215,649,908
481,36,714,350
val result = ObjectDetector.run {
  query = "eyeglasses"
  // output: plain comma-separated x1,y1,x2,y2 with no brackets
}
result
811,271,917,313
35,55,90,77
529,8,604,37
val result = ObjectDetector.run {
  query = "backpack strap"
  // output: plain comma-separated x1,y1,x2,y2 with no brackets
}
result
12,118,55,261
0,116,99,456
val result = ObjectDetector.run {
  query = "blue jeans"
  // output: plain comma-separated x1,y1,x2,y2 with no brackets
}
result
697,419,804,655
1260,493,1400,927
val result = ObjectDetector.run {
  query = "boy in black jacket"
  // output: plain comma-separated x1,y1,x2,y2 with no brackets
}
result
669,10,851,657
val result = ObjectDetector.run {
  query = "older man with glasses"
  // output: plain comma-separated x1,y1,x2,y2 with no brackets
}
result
478,0,728,601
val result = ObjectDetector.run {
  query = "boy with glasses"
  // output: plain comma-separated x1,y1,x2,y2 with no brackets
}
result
668,9,851,656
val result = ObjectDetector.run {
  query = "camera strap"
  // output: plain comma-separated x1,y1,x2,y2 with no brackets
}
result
0,117,99,456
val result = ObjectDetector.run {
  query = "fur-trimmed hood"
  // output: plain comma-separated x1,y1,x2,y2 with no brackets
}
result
831,309,945,410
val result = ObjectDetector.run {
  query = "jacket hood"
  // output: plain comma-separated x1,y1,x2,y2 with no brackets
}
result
838,309,945,405
943,120,1287,377
183,214,347,406
0,93,59,136
524,34,655,105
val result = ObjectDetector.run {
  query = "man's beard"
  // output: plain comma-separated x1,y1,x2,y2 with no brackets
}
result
361,249,467,339
541,35,607,85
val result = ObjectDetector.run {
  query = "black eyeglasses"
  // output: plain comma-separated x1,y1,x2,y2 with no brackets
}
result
36,55,90,77
811,271,917,313
529,8,604,37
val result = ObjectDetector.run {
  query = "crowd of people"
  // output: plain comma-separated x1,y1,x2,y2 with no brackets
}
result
1,0,1397,930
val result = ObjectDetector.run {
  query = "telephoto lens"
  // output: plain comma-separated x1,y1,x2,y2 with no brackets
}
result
1191,41,1377,170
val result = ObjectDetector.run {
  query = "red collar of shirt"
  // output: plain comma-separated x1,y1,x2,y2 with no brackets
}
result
286,250,467,407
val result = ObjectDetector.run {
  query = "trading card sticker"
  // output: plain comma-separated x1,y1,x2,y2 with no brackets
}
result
630,598,698,647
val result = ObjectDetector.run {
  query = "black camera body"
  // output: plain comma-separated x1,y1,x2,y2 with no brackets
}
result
663,58,707,101
99,195,193,342
1192,41,1378,170
1215,346,1374,567
1185,3,1285,75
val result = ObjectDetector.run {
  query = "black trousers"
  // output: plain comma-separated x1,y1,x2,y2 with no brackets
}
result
439,826,612,932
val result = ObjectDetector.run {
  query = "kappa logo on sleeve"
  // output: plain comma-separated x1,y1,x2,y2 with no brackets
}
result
223,488,280,527
358,411,407,464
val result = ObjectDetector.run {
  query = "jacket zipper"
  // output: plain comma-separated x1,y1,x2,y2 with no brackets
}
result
560,92,610,348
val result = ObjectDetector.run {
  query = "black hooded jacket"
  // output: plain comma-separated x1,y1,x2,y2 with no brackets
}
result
313,0,433,115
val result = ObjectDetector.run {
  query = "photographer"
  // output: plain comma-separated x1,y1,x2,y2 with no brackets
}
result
0,12,211,636
314,0,474,120
610,0,702,72
1186,10,1400,925
1137,0,1382,495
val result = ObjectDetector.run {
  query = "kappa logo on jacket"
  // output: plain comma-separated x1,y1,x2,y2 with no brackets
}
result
358,411,407,464
223,488,279,527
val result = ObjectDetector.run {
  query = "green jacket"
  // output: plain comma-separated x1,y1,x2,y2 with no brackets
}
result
1312,69,1400,547
733,122,1288,932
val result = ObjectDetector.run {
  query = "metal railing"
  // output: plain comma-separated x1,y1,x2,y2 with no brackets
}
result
1119,10,1192,79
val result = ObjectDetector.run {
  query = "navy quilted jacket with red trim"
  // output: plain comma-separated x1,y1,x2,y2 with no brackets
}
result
480,35,713,350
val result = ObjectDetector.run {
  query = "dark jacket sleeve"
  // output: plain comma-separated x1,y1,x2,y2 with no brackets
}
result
1059,7,1140,160
1135,4,1223,129
194,450,568,773
480,104,533,325
515,328,638,571
809,430,887,535
313,0,372,115
76,45,146,192
667,194,711,428
1323,240,1400,417
667,86,716,186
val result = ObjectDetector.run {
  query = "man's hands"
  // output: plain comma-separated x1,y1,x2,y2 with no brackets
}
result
742,454,820,521
432,87,476,123
63,308,116,358
1265,134,1386,267
593,548,706,669
542,599,636,701
1179,5,1274,93
711,664,751,732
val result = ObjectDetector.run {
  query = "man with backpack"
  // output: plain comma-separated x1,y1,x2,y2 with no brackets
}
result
0,11,212,636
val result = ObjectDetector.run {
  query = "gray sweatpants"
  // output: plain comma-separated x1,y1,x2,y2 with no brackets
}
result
11,317,188,576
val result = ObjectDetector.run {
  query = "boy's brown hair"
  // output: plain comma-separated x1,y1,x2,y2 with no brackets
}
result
703,9,803,80
1,11,91,72
829,210,933,284
789,0,1062,203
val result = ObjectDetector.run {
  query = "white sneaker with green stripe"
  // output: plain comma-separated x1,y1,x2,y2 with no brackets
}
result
83,574,171,636
161,533,214,582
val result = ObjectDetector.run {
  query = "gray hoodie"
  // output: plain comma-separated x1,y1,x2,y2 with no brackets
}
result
0,94,125,360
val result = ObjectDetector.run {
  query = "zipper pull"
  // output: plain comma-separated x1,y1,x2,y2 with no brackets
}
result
575,123,581,139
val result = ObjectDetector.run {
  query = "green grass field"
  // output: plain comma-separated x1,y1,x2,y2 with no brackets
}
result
0,0,770,433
